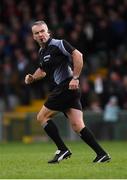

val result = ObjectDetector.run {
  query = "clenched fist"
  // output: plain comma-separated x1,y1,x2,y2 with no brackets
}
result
25,74,35,84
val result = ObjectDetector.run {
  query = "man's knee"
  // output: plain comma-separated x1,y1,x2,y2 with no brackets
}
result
37,112,48,124
71,121,85,133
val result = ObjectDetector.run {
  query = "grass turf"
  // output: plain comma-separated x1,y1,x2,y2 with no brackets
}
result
0,141,127,179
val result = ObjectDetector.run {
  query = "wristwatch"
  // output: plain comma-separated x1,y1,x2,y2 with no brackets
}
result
73,76,79,80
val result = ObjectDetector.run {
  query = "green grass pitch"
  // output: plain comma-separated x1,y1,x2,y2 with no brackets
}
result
0,141,127,179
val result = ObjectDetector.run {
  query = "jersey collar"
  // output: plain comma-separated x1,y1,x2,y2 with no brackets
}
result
45,37,52,48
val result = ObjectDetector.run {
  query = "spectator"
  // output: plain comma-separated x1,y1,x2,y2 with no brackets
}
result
103,96,120,140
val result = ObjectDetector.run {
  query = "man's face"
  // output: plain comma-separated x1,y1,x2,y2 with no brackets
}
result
32,24,50,46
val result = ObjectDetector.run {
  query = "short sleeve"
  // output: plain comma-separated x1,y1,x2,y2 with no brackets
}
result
62,40,75,55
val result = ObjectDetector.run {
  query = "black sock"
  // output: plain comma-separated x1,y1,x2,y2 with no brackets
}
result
80,126,106,155
43,120,68,151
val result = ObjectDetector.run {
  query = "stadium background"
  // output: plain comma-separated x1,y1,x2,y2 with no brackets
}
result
0,0,127,141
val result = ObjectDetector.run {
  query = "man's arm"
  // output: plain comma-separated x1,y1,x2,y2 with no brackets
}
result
25,68,46,84
72,49,83,79
69,49,83,89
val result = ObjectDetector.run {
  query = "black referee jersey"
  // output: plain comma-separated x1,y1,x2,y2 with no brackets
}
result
38,38,75,90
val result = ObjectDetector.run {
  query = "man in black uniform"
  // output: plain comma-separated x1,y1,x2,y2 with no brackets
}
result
25,20,111,164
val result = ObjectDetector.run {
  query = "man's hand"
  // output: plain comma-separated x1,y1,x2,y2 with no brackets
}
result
25,74,35,84
69,79,79,90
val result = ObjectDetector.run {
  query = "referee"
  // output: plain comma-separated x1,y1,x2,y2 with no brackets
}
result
25,20,111,164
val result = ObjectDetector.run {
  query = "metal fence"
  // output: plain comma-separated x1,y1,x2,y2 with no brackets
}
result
0,111,127,142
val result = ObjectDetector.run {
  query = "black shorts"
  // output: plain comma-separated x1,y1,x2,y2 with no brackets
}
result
44,78,82,112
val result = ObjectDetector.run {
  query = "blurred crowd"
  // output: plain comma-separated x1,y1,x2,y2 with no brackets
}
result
0,0,127,112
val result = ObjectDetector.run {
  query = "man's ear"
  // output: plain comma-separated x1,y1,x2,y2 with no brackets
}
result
33,35,36,40
48,30,52,37
48,30,50,35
